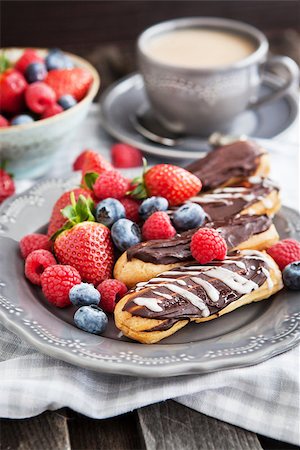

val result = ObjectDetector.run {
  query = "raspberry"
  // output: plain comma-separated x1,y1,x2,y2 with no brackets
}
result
0,115,9,127
191,228,227,264
25,250,56,285
73,150,90,171
25,82,56,114
111,143,143,168
15,49,44,74
41,264,81,308
97,279,127,313
119,197,141,222
0,169,15,204
93,170,130,200
267,239,300,271
142,211,176,241
41,103,63,119
20,233,52,259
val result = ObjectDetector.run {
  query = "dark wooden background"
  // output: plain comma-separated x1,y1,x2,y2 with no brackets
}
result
2,1,300,92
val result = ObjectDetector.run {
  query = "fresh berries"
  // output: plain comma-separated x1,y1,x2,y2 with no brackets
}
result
0,168,15,204
282,261,300,290
41,103,63,119
74,305,108,334
81,150,113,180
139,196,169,220
54,221,114,285
0,69,27,114
73,150,90,171
173,203,206,231
142,211,176,241
58,94,77,110
267,239,300,271
132,164,202,206
97,279,127,313
25,62,47,83
20,233,52,259
41,264,81,307
93,170,130,200
11,114,34,126
45,49,73,71
69,282,100,306
111,218,142,252
111,143,143,168
95,198,125,227
119,197,140,223
25,82,56,114
45,68,93,101
25,249,56,285
15,49,44,74
191,228,227,264
47,188,91,237
0,115,9,127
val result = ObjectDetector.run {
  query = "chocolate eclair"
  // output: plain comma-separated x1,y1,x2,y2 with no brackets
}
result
114,250,283,344
114,214,279,288
189,177,281,222
186,140,270,191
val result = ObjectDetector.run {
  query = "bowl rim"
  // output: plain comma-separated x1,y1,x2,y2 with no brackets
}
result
0,48,100,133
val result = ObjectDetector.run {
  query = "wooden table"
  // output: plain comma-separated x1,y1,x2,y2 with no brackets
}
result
1,401,297,449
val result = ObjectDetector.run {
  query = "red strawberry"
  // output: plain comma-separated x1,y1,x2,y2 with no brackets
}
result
0,69,27,114
54,195,114,285
81,150,113,189
111,143,143,168
73,150,90,171
93,170,130,200
119,197,141,222
131,164,202,206
47,188,91,237
15,49,44,74
45,68,93,101
0,168,15,204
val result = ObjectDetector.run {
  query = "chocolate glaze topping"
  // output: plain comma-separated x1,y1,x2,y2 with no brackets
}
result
186,140,265,191
190,178,278,222
123,252,271,331
127,214,271,265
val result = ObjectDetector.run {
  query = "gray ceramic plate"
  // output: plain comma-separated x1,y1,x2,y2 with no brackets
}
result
0,175,300,377
100,73,298,160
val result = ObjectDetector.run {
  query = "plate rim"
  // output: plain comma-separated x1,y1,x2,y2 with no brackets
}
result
99,72,298,160
0,176,300,377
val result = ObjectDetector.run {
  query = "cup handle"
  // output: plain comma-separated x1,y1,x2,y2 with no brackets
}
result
249,55,299,109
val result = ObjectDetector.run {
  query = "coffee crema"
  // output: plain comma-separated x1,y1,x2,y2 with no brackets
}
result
144,28,256,68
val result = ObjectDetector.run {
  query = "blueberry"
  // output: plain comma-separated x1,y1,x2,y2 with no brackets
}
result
282,261,300,290
58,94,77,110
173,203,206,231
139,196,169,220
74,305,108,334
111,218,141,252
69,282,100,307
25,62,47,83
95,198,125,228
11,114,34,126
45,48,74,71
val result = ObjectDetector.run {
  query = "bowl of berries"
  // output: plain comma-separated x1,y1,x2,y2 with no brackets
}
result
0,48,100,178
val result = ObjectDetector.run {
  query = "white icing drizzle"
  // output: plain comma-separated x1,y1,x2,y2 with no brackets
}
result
248,176,262,184
161,270,202,276
133,297,163,312
177,279,187,286
261,267,273,289
250,265,256,270
153,291,173,300
191,277,219,302
222,259,246,270
164,284,210,317
194,192,255,203
150,277,179,283
214,187,247,193
203,267,258,294
241,250,276,269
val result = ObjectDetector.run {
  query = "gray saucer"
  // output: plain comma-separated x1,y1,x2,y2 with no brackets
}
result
100,73,298,160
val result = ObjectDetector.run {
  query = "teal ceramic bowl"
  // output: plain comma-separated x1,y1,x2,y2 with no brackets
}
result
0,48,100,179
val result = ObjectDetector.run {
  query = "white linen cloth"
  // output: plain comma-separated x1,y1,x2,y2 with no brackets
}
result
1,105,299,445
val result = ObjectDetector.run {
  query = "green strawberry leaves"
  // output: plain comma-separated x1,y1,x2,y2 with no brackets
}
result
82,172,99,191
127,158,148,200
0,52,11,74
50,192,95,241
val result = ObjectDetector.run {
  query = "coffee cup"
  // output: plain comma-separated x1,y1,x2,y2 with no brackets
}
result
138,17,299,136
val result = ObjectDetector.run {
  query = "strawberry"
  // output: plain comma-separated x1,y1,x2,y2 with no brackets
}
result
111,143,143,168
0,115,9,127
81,150,113,189
131,162,202,206
47,188,91,237
0,167,15,204
0,68,27,114
45,68,93,101
53,194,114,285
15,49,44,74
73,149,90,171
